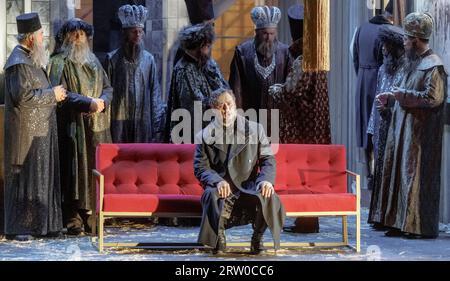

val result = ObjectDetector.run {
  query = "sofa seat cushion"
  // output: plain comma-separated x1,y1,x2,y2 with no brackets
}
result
103,194,202,213
279,193,357,213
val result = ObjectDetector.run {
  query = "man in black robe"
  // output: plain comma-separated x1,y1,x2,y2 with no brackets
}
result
194,88,285,254
352,1,393,188
229,5,292,115
165,22,228,143
166,0,215,112
107,4,166,143
3,13,68,240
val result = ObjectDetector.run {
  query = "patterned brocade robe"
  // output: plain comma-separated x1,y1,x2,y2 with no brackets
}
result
274,50,331,144
366,60,405,225
165,53,229,143
381,50,447,237
3,45,63,235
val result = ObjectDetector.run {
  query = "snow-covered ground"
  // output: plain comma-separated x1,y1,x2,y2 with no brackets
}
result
1,208,450,261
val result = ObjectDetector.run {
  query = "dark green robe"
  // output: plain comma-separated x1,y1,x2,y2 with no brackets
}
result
48,53,113,211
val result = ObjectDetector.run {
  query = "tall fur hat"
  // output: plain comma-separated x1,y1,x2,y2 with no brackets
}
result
179,22,215,50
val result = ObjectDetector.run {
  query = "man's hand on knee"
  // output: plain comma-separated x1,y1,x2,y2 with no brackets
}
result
217,181,231,198
259,181,274,198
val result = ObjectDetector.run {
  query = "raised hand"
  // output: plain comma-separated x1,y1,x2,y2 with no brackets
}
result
375,92,395,111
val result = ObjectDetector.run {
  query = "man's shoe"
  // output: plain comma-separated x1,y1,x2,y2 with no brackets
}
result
66,217,84,236
45,231,65,239
384,229,404,237
66,226,84,236
404,233,437,239
250,233,265,255
283,218,319,233
371,223,389,231
212,231,226,255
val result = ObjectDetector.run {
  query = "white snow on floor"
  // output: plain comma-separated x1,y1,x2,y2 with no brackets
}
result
1,208,450,261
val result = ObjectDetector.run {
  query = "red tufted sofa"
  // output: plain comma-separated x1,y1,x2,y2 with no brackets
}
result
92,143,360,253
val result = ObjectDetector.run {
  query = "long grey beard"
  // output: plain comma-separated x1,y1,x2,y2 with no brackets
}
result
256,40,277,60
30,40,48,68
63,40,95,65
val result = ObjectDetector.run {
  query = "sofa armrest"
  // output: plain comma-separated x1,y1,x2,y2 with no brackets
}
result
346,170,360,212
92,169,105,213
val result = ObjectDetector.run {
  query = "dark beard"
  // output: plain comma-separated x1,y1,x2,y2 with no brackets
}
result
289,38,303,58
198,52,210,68
124,42,142,62
405,49,421,74
383,54,400,75
256,40,277,60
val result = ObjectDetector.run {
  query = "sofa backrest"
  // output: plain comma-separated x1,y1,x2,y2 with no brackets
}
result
96,143,347,195
96,143,203,195
273,144,347,194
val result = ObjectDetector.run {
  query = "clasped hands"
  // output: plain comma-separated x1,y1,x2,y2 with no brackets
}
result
268,83,284,101
89,98,105,113
53,85,67,102
53,85,105,114
217,180,274,199
375,86,403,110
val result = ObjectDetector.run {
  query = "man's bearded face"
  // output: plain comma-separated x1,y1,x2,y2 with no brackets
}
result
29,29,48,67
255,28,277,59
69,30,87,46
382,42,404,75
197,43,212,67
125,27,144,45
64,30,94,64
403,35,421,73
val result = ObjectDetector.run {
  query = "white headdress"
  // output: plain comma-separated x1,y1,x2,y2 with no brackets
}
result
251,6,281,30
118,5,148,29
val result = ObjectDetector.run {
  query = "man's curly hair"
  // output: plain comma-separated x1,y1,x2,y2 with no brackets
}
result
179,22,215,51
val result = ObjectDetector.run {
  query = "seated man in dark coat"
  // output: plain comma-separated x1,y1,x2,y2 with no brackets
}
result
194,88,285,255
